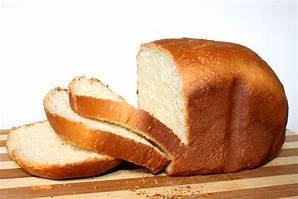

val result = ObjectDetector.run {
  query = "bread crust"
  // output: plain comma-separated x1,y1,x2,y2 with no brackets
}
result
6,121,121,180
69,78,181,157
139,38,288,176
44,101,170,173
8,150,120,180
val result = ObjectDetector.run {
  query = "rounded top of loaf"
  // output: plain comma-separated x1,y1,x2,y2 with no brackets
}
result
141,38,285,98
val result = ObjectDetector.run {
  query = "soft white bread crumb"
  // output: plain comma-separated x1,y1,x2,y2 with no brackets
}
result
6,121,111,165
137,47,186,143
70,76,123,102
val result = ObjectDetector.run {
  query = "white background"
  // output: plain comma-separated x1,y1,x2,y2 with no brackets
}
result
0,0,297,132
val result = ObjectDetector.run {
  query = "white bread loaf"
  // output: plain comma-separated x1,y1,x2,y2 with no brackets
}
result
137,38,288,176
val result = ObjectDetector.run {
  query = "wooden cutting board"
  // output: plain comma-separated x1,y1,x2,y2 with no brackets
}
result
0,129,298,199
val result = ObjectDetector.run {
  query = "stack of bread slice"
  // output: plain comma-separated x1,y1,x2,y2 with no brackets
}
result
6,38,288,178
7,76,173,179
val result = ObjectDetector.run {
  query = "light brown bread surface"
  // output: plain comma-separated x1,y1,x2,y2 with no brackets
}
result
6,121,121,179
44,88,170,173
137,38,288,175
69,76,181,157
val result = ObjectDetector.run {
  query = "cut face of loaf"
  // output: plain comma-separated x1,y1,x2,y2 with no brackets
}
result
137,47,187,144
137,38,288,175
69,76,181,157
6,121,120,179
44,88,169,173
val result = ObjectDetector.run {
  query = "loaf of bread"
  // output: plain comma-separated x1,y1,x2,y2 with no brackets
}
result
6,38,288,178
137,38,288,175
6,121,120,179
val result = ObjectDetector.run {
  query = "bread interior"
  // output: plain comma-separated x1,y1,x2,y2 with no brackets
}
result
137,47,187,143
7,121,105,165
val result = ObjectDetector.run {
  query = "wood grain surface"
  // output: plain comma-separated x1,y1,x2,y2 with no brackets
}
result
0,129,297,198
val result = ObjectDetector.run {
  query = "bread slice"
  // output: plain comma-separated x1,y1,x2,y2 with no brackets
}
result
6,121,120,179
44,88,169,173
68,76,181,157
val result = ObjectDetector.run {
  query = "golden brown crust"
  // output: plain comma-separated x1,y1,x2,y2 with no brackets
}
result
69,87,181,157
6,121,121,180
140,38,288,176
45,110,170,173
